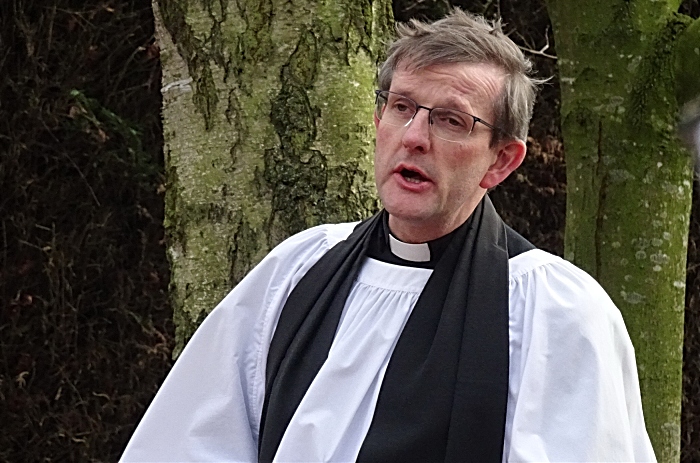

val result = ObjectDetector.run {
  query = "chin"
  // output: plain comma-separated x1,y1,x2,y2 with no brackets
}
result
384,204,435,225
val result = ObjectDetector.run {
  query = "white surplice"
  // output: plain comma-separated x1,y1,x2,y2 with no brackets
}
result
121,222,656,463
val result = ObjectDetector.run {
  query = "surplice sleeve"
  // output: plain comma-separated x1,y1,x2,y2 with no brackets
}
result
119,222,356,463
505,250,657,463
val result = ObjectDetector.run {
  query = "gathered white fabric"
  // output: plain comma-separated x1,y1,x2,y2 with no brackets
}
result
121,222,656,463
275,259,431,462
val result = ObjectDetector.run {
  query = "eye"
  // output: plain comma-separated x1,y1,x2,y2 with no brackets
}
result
384,93,412,109
390,98,413,113
446,116,464,127
434,110,469,130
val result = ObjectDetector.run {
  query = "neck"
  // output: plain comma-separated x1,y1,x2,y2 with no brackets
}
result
387,213,475,244
386,196,484,243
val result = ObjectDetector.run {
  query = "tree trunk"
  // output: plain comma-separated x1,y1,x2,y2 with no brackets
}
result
153,0,393,355
545,1,700,460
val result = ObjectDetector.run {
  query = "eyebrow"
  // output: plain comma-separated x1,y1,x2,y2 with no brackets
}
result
439,97,474,113
389,89,475,113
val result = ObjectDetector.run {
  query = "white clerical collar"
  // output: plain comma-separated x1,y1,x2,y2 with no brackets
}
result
388,234,431,262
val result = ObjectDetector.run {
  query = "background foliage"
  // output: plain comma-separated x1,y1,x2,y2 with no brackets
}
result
0,0,172,460
0,0,697,461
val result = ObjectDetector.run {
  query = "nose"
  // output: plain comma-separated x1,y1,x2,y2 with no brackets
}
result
401,107,431,154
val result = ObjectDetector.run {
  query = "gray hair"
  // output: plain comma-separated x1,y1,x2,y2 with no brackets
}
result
378,9,542,144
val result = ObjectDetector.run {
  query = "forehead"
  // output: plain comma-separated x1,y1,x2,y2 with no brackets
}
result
390,62,505,113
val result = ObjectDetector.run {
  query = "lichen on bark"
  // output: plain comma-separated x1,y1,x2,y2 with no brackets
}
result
154,0,391,355
546,0,700,459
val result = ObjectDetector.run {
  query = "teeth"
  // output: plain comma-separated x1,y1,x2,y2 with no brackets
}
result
400,168,426,184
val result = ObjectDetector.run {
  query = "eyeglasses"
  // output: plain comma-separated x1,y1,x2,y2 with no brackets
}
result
374,90,502,143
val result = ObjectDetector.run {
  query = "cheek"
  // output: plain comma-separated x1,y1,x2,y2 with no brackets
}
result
374,131,395,169
443,156,486,193
376,121,403,147
373,146,390,184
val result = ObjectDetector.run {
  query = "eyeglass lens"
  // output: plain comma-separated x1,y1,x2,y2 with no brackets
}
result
375,91,476,143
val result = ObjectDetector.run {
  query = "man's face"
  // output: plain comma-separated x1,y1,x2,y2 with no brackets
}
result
374,62,522,243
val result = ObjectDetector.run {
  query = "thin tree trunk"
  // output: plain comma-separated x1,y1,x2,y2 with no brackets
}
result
546,1,700,460
154,0,393,355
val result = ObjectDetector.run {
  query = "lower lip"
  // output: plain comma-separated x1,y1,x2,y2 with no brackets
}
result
393,172,433,192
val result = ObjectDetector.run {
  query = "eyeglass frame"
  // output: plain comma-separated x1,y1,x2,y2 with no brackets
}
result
373,89,505,143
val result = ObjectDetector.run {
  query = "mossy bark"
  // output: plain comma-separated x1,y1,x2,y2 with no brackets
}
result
546,1,700,460
153,0,392,355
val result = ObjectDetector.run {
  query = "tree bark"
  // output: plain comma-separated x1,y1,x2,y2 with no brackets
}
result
153,0,393,355
545,1,700,460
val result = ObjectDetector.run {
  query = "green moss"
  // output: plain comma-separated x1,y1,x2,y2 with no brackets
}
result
160,0,390,353
630,14,690,128
547,1,693,459
158,0,242,129
262,10,381,245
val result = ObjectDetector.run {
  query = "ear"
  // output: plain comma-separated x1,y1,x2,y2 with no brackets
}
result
373,112,380,128
479,139,526,189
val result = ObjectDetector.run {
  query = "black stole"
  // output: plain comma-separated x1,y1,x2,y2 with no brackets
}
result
259,197,512,462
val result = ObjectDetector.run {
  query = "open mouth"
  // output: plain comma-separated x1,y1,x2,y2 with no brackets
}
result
400,168,428,184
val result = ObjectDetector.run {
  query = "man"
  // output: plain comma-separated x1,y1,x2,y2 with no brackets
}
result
122,10,656,463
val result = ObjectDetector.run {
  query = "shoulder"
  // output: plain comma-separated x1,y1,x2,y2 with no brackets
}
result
507,249,625,335
208,221,359,326
509,249,612,303
509,248,596,284
226,221,360,304
505,250,655,462
250,222,358,285
266,222,358,261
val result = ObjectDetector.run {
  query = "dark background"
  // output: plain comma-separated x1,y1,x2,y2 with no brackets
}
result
1,0,698,460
